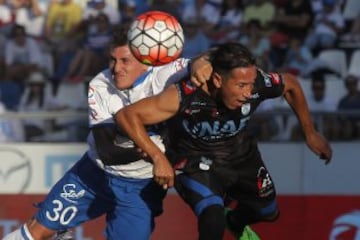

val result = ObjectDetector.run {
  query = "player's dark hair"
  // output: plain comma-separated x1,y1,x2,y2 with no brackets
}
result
209,42,256,79
109,26,129,50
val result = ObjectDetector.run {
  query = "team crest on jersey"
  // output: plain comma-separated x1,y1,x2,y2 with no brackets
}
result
241,103,251,115
60,184,86,204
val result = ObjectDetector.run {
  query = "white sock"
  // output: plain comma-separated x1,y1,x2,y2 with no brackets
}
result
2,224,34,240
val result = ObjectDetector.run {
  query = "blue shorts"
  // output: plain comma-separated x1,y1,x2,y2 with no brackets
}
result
35,153,166,240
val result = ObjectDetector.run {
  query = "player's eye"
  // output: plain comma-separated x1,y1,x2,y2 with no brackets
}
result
122,58,130,65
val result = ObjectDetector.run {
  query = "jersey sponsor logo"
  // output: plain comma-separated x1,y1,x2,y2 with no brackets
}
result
185,101,207,115
241,103,251,115
269,73,281,85
60,184,85,204
257,167,274,197
182,116,250,140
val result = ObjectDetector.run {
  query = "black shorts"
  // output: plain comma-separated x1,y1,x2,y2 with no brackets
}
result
173,137,277,218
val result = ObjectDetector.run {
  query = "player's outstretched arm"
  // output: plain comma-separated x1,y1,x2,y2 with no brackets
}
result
282,73,333,164
114,85,180,188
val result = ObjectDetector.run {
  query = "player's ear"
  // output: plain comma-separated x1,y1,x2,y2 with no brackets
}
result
212,72,222,88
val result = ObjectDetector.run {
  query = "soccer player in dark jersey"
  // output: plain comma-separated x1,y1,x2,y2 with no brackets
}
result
115,42,333,240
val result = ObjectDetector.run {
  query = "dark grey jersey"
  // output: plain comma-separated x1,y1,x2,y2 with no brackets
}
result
165,69,284,165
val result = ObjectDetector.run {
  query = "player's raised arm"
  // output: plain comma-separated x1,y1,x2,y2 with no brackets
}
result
115,85,180,188
282,73,333,164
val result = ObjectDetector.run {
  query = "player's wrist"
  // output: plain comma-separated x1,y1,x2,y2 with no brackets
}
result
151,152,167,164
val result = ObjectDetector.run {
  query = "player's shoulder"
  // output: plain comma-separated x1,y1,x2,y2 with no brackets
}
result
89,69,113,88
152,58,190,73
256,68,284,87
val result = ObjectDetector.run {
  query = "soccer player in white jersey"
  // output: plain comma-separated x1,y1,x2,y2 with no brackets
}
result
3,26,211,240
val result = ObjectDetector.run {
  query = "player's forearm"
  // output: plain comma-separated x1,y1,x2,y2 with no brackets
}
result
115,109,164,163
283,75,315,135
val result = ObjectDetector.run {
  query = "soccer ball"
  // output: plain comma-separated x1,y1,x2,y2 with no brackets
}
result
128,11,184,66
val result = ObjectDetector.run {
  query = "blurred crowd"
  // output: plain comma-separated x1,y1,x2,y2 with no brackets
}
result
0,0,359,142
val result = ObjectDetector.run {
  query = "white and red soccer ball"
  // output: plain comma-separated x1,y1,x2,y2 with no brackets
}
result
127,11,184,66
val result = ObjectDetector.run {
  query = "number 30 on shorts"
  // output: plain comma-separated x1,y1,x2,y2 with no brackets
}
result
45,200,78,225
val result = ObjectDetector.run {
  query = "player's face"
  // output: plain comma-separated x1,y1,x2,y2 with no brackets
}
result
220,65,256,110
109,45,148,90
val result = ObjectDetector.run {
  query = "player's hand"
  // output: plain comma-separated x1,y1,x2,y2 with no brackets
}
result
190,55,212,92
152,154,174,189
305,130,332,164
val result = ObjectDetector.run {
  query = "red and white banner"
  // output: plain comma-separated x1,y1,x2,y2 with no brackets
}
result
0,142,359,239
1,194,360,239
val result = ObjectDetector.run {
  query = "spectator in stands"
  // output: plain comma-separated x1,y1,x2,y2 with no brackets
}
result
44,0,82,46
0,33,6,62
148,0,181,21
273,0,313,40
4,24,45,88
304,0,345,54
337,75,360,140
119,0,137,23
0,99,25,142
0,0,13,35
12,0,46,39
81,0,120,34
180,17,210,59
181,0,221,44
248,98,280,141
45,0,83,89
18,71,65,141
119,0,149,15
239,19,272,71
340,13,360,44
242,0,276,33
64,13,112,83
291,73,339,140
0,62,23,110
208,0,243,44
280,36,314,77
270,0,313,70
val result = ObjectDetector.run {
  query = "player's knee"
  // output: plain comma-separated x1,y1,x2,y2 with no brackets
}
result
26,219,56,239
